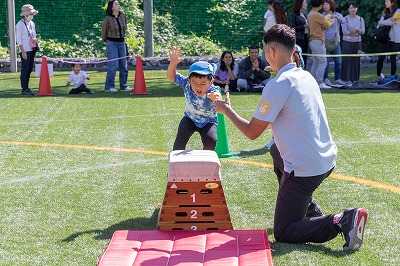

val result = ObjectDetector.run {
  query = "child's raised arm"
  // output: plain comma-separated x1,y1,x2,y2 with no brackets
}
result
167,46,184,83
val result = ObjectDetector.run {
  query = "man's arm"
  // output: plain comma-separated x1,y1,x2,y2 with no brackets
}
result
237,58,254,79
214,93,269,140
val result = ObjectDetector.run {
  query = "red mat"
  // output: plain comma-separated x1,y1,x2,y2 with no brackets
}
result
98,230,273,266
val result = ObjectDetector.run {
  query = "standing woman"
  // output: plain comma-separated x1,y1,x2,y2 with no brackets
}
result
340,3,365,83
262,1,288,62
290,0,310,68
102,0,131,92
16,4,38,96
322,0,345,86
376,0,400,80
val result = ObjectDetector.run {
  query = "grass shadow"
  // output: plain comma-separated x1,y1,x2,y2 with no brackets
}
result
270,241,354,258
61,208,159,242
236,147,269,157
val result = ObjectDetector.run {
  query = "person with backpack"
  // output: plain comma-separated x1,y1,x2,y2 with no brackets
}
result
376,0,400,82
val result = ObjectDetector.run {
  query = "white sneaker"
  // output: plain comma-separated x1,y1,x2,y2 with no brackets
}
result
324,78,332,86
265,138,275,149
319,82,331,89
379,74,385,80
105,88,118,92
334,79,346,85
121,87,133,91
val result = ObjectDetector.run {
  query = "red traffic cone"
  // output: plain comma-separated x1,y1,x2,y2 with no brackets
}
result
38,56,54,96
132,55,150,95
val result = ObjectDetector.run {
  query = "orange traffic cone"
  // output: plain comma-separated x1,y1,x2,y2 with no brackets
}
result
38,56,54,96
132,55,150,95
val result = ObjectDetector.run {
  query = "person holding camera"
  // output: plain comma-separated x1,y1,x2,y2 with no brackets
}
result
16,4,39,96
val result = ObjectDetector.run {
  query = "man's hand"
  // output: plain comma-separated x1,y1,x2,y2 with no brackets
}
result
213,92,231,114
252,60,259,71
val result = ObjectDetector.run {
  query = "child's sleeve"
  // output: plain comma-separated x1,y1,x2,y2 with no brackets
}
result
81,70,89,79
174,73,189,89
67,73,73,83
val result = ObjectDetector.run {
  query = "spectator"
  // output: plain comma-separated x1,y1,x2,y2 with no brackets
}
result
340,3,365,83
237,45,271,93
376,0,400,81
290,0,310,67
102,0,132,92
213,24,368,251
261,0,275,64
213,51,239,93
16,4,39,96
262,1,289,61
308,0,331,89
167,46,221,151
322,0,346,86
66,64,94,94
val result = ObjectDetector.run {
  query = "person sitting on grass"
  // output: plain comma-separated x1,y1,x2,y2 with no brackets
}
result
213,24,368,251
167,46,221,151
66,63,94,94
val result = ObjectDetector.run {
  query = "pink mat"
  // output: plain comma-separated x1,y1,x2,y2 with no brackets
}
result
98,230,273,266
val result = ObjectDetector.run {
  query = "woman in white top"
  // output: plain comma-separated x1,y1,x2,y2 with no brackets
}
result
262,1,288,63
376,0,400,80
16,4,39,95
340,3,365,83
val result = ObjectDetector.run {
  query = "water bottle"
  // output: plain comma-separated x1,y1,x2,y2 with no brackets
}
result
224,84,229,93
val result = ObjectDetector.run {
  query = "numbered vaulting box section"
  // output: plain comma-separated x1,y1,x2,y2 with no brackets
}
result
157,150,233,230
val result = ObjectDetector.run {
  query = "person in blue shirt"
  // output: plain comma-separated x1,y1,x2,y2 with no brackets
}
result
167,46,221,151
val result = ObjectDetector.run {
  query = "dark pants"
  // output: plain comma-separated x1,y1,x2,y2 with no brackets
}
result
377,41,400,76
214,79,238,92
269,144,339,243
69,84,91,94
20,51,36,91
173,116,217,151
296,35,309,68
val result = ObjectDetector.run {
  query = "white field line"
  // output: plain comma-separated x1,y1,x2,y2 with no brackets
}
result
1,157,164,186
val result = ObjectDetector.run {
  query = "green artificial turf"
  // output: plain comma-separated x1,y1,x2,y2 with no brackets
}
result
0,68,399,265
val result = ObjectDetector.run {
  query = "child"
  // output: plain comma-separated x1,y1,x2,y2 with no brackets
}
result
167,46,221,151
66,63,94,94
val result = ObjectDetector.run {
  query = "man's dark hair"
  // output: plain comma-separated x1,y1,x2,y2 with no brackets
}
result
249,45,259,51
310,0,323,8
263,24,296,51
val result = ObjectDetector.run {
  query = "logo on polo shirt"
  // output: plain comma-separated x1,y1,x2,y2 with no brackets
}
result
257,100,270,114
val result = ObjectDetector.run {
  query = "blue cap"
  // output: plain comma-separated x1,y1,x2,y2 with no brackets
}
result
188,61,217,76
294,44,305,69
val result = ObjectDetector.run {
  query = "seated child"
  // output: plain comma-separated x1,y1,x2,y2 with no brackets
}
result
167,46,221,151
66,63,94,94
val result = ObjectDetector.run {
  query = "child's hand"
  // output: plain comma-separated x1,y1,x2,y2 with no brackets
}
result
207,90,222,102
86,76,90,80
169,46,184,65
66,82,70,86
264,66,272,72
